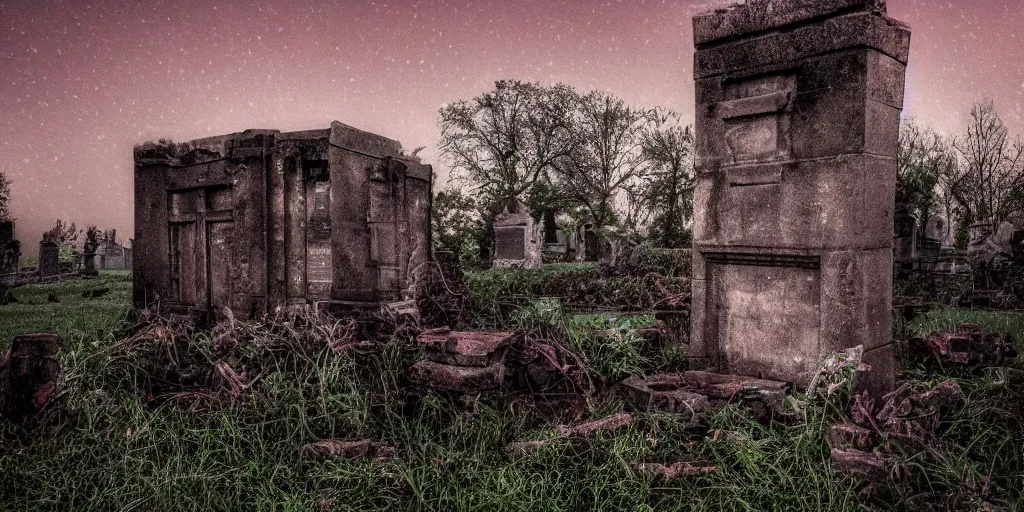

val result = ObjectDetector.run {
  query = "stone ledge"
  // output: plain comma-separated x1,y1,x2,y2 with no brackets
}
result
694,0,888,47
695,12,910,79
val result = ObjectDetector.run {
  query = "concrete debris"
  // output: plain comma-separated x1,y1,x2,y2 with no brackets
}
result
555,413,632,437
417,329,513,367
301,439,399,461
827,423,877,452
620,374,710,416
636,462,717,480
914,323,1017,366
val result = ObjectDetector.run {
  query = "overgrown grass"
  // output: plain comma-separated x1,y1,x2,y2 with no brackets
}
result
2,272,1023,510
0,270,133,351
0,309,865,511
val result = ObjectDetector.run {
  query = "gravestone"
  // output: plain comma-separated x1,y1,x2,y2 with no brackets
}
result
690,0,911,395
0,221,18,276
38,242,60,280
492,198,540,269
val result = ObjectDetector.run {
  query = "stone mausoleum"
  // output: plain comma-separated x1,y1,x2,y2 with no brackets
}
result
134,121,432,319
689,0,910,394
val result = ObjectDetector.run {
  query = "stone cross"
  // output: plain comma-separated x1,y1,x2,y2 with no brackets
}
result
689,0,911,396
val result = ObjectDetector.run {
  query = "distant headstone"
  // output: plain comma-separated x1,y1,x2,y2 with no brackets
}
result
38,242,60,279
492,198,541,269
0,221,18,276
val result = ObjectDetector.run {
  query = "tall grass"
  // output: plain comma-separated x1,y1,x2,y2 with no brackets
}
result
1,272,1022,510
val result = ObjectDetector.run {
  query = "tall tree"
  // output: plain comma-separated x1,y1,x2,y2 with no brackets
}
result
554,90,651,231
41,219,80,246
637,110,696,248
438,80,578,209
897,119,954,238
431,187,485,265
952,100,1024,225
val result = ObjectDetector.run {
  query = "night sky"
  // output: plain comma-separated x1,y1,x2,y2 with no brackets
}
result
2,0,1022,247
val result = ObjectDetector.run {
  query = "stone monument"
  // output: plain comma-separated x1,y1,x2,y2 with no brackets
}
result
492,198,541,269
38,241,60,280
689,0,911,395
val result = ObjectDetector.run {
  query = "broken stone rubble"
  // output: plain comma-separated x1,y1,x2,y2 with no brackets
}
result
829,379,967,478
621,371,788,419
408,329,514,393
913,323,1017,366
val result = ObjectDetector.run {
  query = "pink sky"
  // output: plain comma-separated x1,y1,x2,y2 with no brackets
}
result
2,0,1022,247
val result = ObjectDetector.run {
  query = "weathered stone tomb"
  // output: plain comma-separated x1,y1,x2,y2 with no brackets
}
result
689,0,911,394
134,121,432,318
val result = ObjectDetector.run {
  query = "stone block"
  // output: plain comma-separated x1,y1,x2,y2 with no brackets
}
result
693,0,888,47
621,374,710,415
409,361,505,393
417,330,513,367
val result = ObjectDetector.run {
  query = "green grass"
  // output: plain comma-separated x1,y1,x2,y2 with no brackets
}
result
0,270,133,351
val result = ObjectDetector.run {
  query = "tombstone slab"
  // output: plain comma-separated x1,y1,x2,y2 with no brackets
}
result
1,333,62,423
38,242,60,280
689,0,910,395
492,198,541,269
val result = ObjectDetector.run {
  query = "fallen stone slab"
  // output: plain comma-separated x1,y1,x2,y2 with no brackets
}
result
683,371,789,403
504,440,549,458
417,330,514,367
1,333,62,424
301,439,399,461
409,361,505,393
621,374,710,416
636,462,717,481
830,448,888,480
827,423,877,452
555,413,632,437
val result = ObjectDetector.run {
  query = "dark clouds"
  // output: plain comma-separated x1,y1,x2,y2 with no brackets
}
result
1,0,1021,246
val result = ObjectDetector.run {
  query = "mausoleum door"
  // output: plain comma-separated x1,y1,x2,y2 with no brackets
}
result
168,186,234,312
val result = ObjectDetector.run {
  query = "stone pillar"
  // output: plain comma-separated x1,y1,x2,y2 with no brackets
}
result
689,0,910,395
